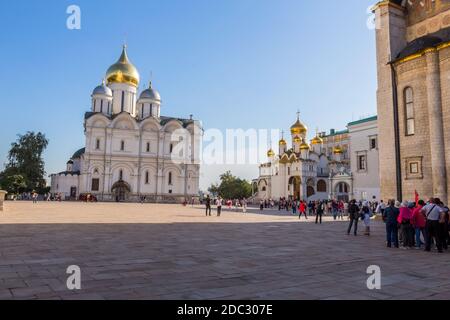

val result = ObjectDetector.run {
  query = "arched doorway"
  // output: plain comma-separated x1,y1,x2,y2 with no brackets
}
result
306,178,315,198
317,180,327,193
335,182,350,202
288,176,301,200
111,180,131,202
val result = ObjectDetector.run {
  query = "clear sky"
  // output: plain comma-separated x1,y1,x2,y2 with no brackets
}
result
0,0,378,190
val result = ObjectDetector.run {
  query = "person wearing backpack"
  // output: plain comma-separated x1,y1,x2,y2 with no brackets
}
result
315,201,324,224
347,200,360,236
421,198,445,253
383,199,400,248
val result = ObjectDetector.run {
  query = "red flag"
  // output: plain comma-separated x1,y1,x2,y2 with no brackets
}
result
414,190,419,206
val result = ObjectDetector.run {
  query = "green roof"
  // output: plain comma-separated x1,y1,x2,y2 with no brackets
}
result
348,116,377,127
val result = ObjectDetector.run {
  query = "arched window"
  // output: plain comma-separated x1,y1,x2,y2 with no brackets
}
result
96,138,100,150
317,180,327,192
119,170,123,181
404,87,415,136
169,143,173,153
168,172,172,185
120,140,125,151
146,142,150,153
145,171,149,184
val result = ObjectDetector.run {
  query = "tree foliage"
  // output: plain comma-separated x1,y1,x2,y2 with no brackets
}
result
208,171,252,200
0,132,49,193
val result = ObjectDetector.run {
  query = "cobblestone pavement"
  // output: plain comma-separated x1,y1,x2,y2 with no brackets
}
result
0,202,449,300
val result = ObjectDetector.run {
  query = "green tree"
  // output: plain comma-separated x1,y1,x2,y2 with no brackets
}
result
2,131,49,192
0,172,26,194
208,171,252,200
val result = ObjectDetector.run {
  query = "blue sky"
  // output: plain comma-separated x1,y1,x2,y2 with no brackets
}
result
0,0,378,189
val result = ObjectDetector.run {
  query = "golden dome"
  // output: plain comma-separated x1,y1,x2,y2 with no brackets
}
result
300,140,310,151
311,135,323,145
293,136,302,144
279,139,287,146
106,46,140,87
290,118,307,135
333,146,344,154
267,149,275,157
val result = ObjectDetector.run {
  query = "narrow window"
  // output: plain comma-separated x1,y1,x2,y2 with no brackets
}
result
145,171,149,184
121,140,125,151
91,178,100,191
170,143,173,153
119,170,123,180
358,155,367,171
96,138,100,150
146,142,150,152
100,100,103,113
150,104,153,117
370,137,377,150
141,104,144,118
121,91,125,112
405,87,415,136
168,172,172,185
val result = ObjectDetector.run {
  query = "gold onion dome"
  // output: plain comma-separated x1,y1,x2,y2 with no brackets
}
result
300,139,310,151
311,135,323,145
333,146,344,154
106,45,140,87
293,136,302,144
279,138,287,146
290,118,308,135
267,149,275,157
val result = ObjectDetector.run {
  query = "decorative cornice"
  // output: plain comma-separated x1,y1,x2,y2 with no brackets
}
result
394,40,450,65
372,0,404,12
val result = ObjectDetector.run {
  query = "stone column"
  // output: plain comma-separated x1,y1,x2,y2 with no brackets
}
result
0,190,7,211
425,50,447,201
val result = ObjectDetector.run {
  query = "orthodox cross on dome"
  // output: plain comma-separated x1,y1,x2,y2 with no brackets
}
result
296,109,301,120
281,130,285,139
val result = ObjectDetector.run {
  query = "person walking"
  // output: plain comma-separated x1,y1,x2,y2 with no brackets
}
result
299,201,307,219
260,199,264,211
242,198,247,214
347,200,360,236
411,200,426,249
205,195,212,216
421,198,445,253
315,201,324,224
216,197,223,217
383,199,400,248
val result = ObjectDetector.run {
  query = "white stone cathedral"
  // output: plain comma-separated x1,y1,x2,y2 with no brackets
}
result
253,114,354,202
50,46,202,203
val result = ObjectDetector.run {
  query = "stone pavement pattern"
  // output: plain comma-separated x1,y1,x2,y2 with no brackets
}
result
0,202,449,300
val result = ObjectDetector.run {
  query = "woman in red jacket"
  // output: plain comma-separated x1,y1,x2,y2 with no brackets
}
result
411,200,426,249
299,201,307,220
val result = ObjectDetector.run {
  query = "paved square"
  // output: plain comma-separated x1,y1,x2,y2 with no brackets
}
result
0,202,449,300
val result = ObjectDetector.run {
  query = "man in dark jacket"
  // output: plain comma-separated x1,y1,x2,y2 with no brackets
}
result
205,195,212,216
347,200,360,236
383,199,400,248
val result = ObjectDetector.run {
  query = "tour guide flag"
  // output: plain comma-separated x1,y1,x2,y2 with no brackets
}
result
415,190,419,205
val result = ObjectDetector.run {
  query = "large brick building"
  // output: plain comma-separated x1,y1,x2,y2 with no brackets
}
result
373,0,450,204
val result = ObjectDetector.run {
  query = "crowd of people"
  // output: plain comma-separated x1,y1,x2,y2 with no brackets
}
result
202,195,449,253
382,197,449,253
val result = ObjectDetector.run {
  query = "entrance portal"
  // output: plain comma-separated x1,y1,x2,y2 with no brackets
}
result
111,180,131,202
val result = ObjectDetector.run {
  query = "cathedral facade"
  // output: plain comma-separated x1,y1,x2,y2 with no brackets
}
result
50,46,202,203
253,115,354,202
373,0,450,204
